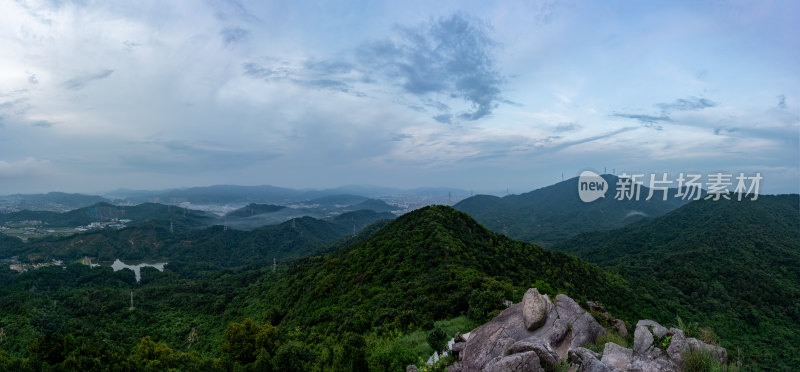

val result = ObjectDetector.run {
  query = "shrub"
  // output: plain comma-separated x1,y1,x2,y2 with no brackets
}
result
426,327,448,354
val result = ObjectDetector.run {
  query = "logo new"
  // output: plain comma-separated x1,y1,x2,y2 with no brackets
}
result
578,170,608,203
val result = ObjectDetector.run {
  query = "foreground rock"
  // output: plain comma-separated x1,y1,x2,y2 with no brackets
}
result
451,289,605,371
449,288,729,372
568,319,728,372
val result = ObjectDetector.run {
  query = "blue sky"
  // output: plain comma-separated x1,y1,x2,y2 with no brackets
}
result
0,0,797,194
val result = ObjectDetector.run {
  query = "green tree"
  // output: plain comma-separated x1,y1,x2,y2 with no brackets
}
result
130,336,175,369
427,327,448,354
220,318,279,365
273,341,315,372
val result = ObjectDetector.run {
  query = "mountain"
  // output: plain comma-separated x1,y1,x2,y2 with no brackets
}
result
0,192,111,212
1,207,395,267
454,174,691,245
0,202,214,228
259,205,644,336
224,203,286,217
331,209,396,232
348,198,400,213
302,194,368,207
553,194,800,369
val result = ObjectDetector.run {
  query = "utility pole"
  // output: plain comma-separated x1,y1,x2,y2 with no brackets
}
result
273,257,276,272
129,291,134,310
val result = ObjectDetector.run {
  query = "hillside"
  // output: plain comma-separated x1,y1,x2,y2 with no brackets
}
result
454,174,690,245
224,203,286,217
0,202,214,228
1,209,394,268
553,194,800,368
0,192,110,211
256,205,645,336
348,198,400,213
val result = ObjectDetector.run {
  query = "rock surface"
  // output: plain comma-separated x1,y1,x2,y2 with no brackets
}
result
454,289,605,371
450,289,730,372
522,288,549,331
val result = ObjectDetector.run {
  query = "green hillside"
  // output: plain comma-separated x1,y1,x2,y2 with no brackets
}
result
454,174,690,245
224,203,286,217
553,194,800,368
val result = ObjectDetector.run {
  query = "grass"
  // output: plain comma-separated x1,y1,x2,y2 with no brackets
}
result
683,347,739,372
584,329,629,353
367,316,479,365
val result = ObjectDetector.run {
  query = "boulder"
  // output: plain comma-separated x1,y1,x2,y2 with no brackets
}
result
600,342,632,370
483,351,543,372
633,325,654,355
459,290,604,372
613,319,628,338
505,337,560,370
452,342,466,360
637,320,668,339
522,288,549,331
406,365,418,372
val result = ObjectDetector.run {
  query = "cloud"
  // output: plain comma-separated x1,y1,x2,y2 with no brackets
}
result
656,97,717,112
62,69,114,90
119,140,279,173
611,113,671,129
28,73,38,84
242,14,506,123
777,94,787,109
0,158,52,180
357,14,504,121
32,120,53,128
554,122,582,133
242,62,291,80
220,27,250,46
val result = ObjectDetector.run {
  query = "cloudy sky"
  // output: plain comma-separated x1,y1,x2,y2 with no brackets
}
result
0,0,798,194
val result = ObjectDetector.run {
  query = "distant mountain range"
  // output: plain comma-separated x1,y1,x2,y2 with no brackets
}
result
0,192,111,212
454,174,693,245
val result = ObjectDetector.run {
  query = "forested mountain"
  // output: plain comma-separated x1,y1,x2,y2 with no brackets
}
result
224,204,286,218
0,192,111,212
0,199,792,370
1,211,394,267
454,174,690,245
0,202,214,228
0,205,656,371
553,194,800,368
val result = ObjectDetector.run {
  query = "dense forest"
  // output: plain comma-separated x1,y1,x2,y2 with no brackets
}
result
553,195,800,368
0,197,797,370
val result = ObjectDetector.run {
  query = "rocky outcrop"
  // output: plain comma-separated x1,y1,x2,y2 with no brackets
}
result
449,289,605,372
449,288,729,372
522,288,549,331
568,319,727,372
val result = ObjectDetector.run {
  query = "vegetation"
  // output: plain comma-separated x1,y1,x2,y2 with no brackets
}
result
554,195,800,369
0,195,795,371
453,174,689,245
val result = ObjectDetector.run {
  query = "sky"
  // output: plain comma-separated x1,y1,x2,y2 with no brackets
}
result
0,0,798,195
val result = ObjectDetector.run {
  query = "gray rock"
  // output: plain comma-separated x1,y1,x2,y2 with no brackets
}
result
549,319,569,346
637,320,668,339
568,348,615,372
452,342,466,360
406,365,418,372
633,325,654,355
567,347,601,364
613,319,628,338
554,294,607,350
522,288,549,331
505,337,560,370
447,363,464,372
459,290,606,371
600,342,632,371
482,351,543,372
